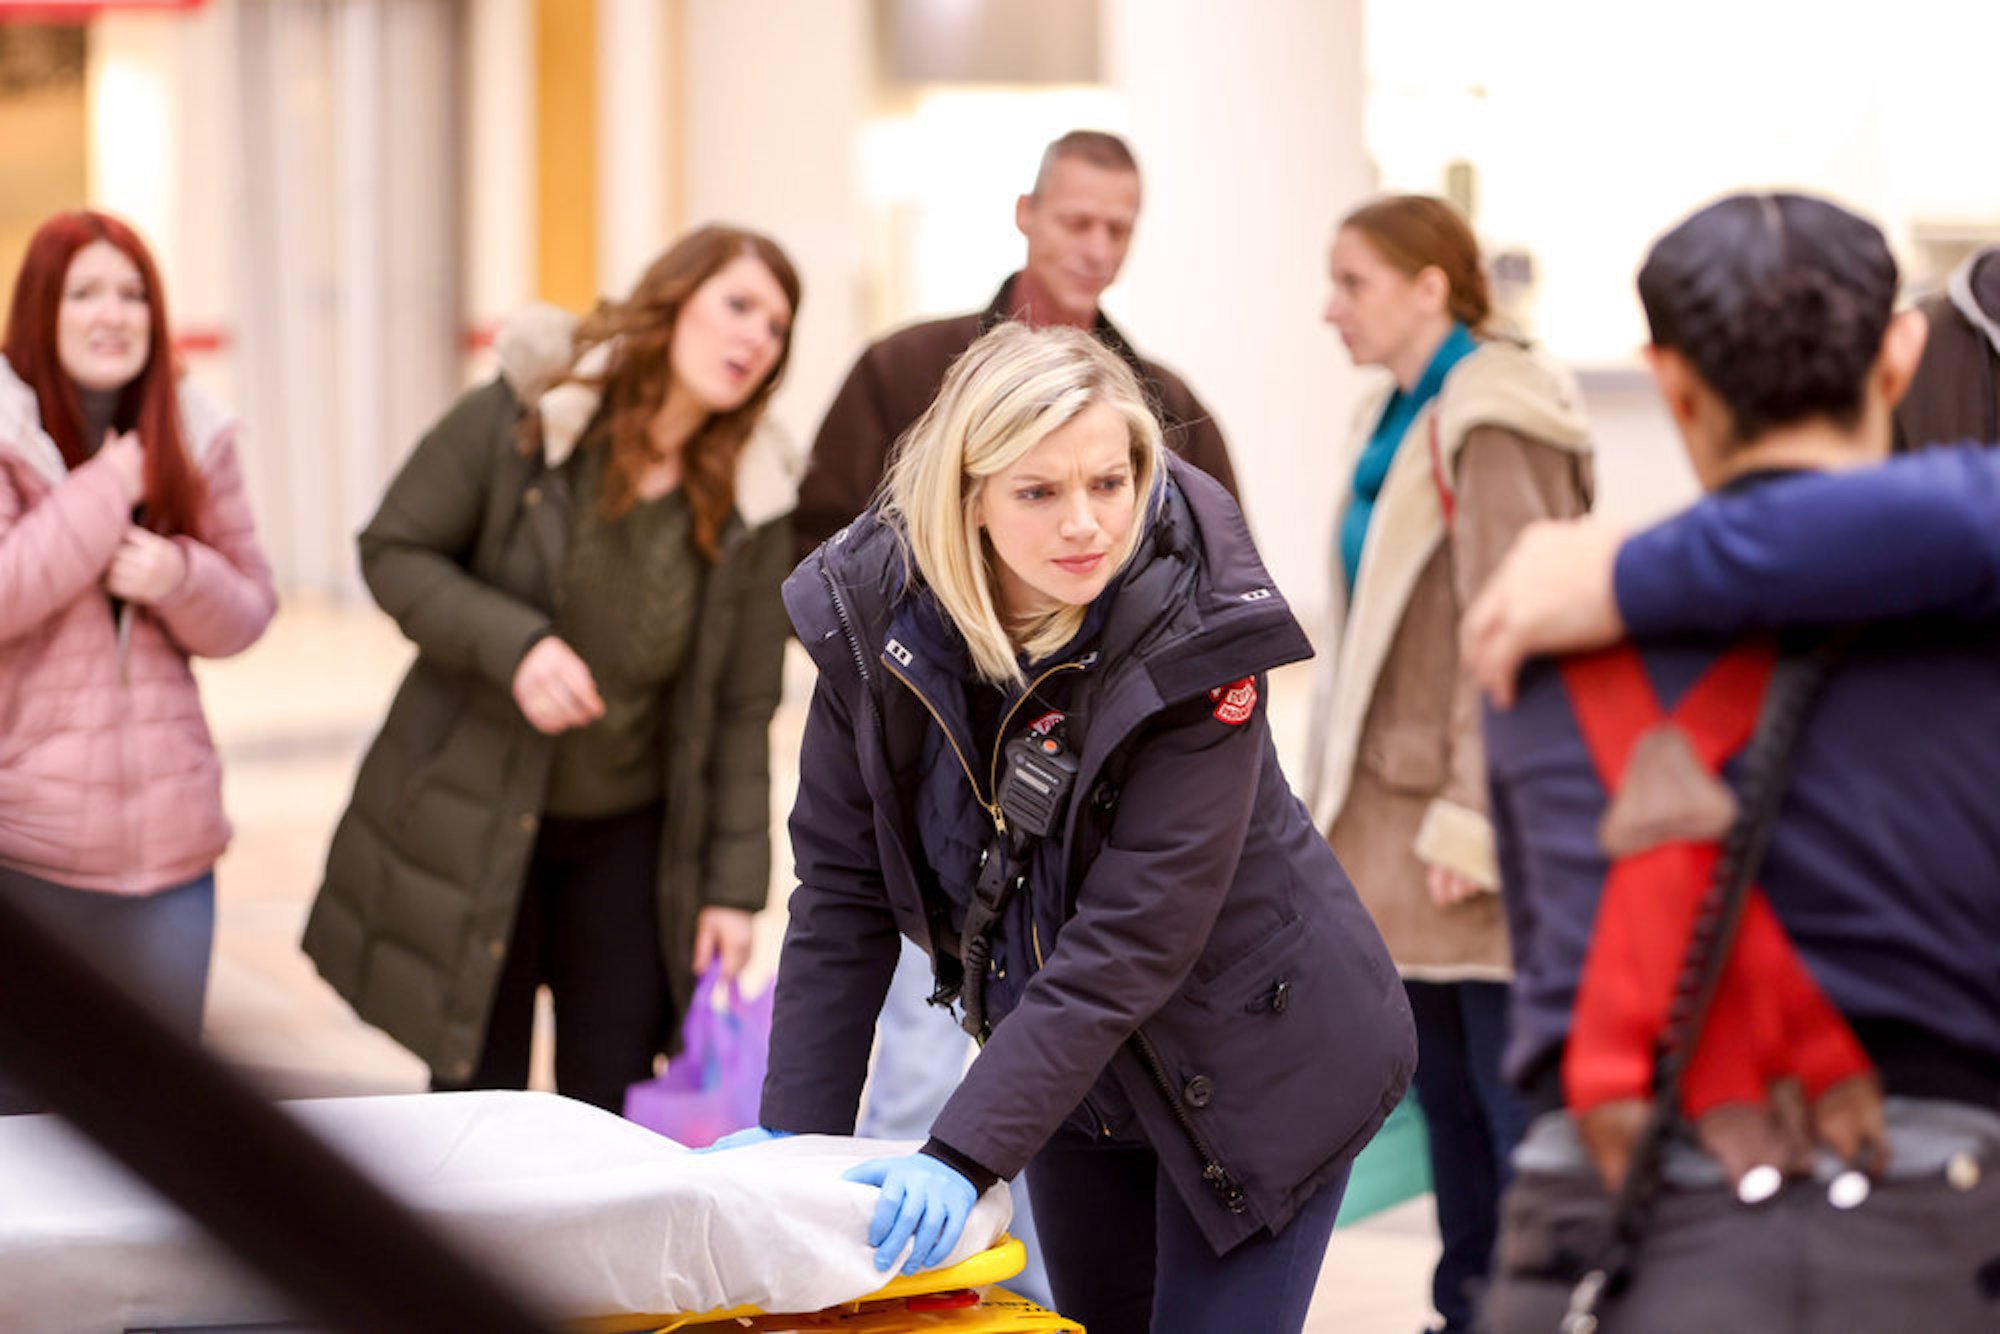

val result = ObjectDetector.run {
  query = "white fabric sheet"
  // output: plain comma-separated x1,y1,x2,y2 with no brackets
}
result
0,1090,1011,1332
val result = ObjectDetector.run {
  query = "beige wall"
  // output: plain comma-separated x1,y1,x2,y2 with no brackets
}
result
1111,0,1369,623
0,30,88,322
1368,0,2000,364
678,0,872,462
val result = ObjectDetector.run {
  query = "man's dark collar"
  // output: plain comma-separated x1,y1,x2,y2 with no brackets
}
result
978,274,1173,429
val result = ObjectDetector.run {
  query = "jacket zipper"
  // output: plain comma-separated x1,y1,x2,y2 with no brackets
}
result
880,656,1089,842
114,601,134,685
883,658,1003,833
1129,1026,1249,1215
984,661,1087,805
817,554,878,722
836,588,1079,1026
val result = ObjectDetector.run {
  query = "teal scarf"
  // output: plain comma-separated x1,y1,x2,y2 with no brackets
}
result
1339,323,1479,593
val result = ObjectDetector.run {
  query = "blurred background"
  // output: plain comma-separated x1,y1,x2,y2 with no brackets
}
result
3,4,1996,1325
7,0,1996,616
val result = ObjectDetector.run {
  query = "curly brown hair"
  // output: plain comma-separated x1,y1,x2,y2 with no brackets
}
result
552,224,800,560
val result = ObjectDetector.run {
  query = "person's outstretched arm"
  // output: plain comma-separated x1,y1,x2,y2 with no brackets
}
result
1465,445,2000,704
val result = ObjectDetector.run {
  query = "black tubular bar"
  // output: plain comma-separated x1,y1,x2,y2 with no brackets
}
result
0,879,558,1334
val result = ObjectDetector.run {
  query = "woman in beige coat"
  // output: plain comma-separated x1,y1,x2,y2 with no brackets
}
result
1304,195,1592,1334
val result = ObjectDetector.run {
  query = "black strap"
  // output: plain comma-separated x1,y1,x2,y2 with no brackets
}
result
1563,632,1851,1333
955,831,1034,1043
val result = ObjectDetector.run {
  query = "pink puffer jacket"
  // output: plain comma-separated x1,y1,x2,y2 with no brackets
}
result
0,357,276,894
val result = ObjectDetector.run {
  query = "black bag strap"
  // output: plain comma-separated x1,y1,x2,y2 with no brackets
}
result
1562,631,1852,1334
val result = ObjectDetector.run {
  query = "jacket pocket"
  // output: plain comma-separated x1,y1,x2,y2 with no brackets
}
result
1144,908,1412,1209
1362,720,1446,794
385,666,478,832
1183,909,1302,1006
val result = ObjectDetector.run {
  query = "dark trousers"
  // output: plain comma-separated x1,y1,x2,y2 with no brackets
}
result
1406,979,1529,1333
1024,1123,1348,1334
1483,1150,2000,1332
437,803,669,1112
0,867,215,1114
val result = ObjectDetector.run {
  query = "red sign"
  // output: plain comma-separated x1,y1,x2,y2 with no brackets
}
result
0,1,205,15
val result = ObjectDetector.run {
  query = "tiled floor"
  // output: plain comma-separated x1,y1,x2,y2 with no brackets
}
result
193,596,1439,1333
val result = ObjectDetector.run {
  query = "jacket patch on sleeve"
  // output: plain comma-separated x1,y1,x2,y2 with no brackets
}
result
1209,677,1257,725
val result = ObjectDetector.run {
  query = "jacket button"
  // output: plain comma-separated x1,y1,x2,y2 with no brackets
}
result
518,812,539,834
1270,980,1292,1013
488,937,507,961
450,1058,473,1080
1091,782,1118,813
523,486,542,507
1183,1075,1214,1108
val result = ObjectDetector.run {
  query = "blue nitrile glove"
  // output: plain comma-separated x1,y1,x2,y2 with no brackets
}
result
697,1125,793,1153
841,1152,977,1275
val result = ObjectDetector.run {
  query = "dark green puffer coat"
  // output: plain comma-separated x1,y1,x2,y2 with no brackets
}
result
304,310,796,1083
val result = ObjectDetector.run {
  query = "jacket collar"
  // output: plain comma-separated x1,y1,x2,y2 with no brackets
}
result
978,275,1186,434
788,453,1310,709
0,355,232,490
0,356,65,487
492,302,800,529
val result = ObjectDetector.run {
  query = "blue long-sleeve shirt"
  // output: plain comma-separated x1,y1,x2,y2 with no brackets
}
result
1614,444,2000,635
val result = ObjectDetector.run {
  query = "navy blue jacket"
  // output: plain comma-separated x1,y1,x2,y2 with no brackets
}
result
766,456,1415,1254
1489,454,2000,1112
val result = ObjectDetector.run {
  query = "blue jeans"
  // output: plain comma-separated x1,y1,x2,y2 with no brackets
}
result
1025,1120,1349,1334
1406,978,1528,1333
859,936,1053,1310
0,867,215,1114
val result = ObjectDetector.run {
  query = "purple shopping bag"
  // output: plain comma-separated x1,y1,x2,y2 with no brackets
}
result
623,963,772,1147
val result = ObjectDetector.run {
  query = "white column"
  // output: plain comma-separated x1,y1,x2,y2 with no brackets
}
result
88,4,242,406
596,0,669,297
680,0,870,452
332,2,387,570
1105,0,1369,630
464,0,536,373
85,16,177,270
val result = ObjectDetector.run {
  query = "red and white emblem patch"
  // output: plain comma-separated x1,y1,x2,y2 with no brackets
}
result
1027,709,1066,737
1208,677,1257,725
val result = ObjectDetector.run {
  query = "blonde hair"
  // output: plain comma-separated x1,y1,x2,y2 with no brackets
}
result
884,323,1162,686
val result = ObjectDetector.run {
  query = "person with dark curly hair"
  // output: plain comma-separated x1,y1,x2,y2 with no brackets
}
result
306,226,800,1111
1471,192,2000,1333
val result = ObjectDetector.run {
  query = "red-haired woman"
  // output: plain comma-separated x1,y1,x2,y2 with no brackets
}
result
307,226,802,1112
0,211,276,1111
